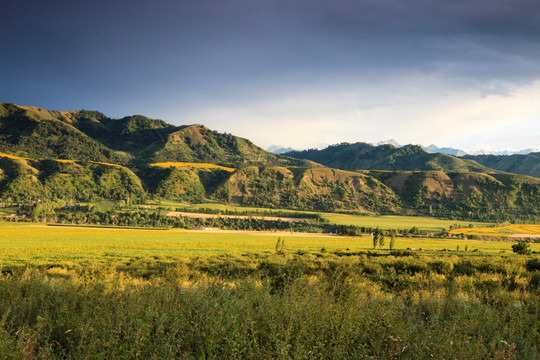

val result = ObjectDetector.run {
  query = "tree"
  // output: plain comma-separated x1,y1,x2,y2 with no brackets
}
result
372,228,380,249
389,230,396,250
276,237,285,254
379,232,385,249
512,242,531,255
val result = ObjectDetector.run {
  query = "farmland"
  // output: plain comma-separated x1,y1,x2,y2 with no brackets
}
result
1,214,539,359
0,220,539,359
0,222,538,266
450,224,540,238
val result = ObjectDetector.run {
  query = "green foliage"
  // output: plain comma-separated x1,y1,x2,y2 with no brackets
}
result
287,142,493,172
1,103,539,222
512,242,532,255
0,253,539,359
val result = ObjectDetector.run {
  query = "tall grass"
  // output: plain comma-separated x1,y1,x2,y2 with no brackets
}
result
1,253,539,359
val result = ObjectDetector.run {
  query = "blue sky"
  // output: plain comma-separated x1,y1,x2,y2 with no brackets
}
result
1,0,539,152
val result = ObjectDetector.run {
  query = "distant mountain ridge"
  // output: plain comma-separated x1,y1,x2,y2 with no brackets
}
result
285,142,494,173
462,152,540,178
424,145,468,157
266,145,295,154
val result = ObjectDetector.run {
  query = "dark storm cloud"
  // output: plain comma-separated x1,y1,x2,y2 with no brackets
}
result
1,0,539,111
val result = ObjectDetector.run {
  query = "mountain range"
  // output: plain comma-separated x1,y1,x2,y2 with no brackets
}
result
1,103,539,221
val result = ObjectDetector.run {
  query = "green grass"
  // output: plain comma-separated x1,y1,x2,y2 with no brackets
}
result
320,213,493,232
0,207,17,215
0,222,535,266
1,251,539,359
145,200,494,231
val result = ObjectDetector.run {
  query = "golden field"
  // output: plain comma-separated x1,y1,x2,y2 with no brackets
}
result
150,161,236,172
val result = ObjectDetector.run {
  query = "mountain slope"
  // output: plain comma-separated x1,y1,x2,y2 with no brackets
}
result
462,153,540,178
286,143,494,173
365,170,540,222
212,166,401,213
0,103,130,164
0,156,144,203
0,103,311,168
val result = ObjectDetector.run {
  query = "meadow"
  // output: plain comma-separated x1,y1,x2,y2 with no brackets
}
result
1,222,536,266
1,221,539,359
450,224,540,238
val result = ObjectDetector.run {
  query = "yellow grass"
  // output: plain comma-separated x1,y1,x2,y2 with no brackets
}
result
151,162,235,172
0,152,122,168
0,152,29,160
1,222,536,266
449,224,540,237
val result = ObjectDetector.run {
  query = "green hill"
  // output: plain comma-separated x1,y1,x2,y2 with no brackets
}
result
212,166,401,213
1,102,538,221
365,170,540,222
0,103,130,164
463,153,540,178
0,103,311,168
0,156,144,203
286,143,494,173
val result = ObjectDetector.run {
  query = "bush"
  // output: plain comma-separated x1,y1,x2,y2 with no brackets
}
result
525,258,540,272
512,242,532,255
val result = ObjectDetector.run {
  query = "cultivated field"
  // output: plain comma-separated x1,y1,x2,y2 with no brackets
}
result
450,224,540,238
0,222,537,266
1,220,539,359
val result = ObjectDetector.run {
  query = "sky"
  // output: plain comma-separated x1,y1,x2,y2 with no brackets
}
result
1,0,539,153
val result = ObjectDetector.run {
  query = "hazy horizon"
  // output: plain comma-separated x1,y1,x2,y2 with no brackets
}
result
1,0,539,153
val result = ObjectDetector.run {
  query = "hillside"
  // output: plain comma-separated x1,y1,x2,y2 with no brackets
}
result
462,153,540,178
212,166,401,213
1,102,539,221
0,103,311,168
0,156,144,203
0,103,130,164
365,170,540,222
286,143,495,173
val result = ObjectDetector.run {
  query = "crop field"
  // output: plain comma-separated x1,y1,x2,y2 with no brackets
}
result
1,221,539,359
450,224,540,238
0,222,536,266
150,161,236,172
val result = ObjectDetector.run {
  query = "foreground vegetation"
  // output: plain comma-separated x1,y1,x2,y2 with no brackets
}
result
1,251,539,359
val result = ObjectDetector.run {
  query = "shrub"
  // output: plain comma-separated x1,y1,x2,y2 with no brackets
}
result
525,258,540,272
512,242,532,255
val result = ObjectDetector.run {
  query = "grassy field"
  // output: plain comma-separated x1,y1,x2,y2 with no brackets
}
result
450,224,540,238
0,222,536,266
320,213,492,231
1,222,539,358
145,201,494,231
150,161,236,172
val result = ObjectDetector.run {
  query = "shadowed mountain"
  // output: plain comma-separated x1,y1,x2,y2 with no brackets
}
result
462,153,540,178
286,142,494,173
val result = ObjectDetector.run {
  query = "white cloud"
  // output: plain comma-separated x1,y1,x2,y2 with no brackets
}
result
178,74,540,151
